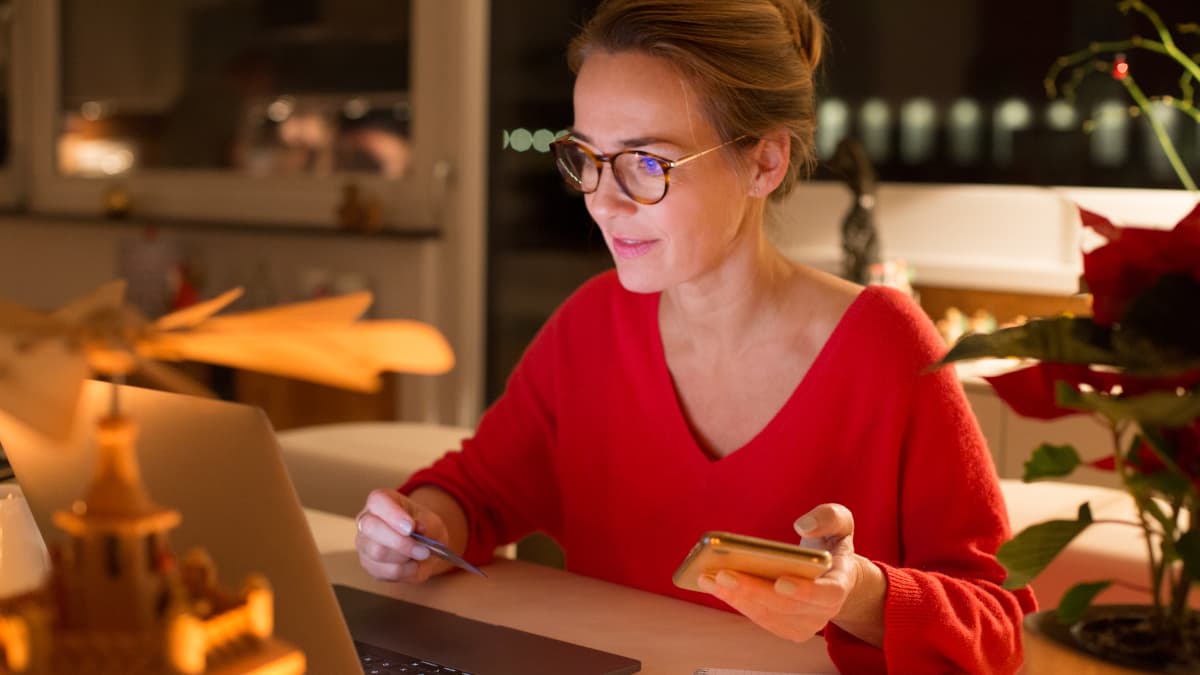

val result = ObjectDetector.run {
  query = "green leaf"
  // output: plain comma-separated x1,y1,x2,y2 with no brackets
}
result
933,310,1200,376
936,317,1117,367
1177,531,1200,582
1023,444,1082,481
1057,581,1114,625
999,503,1094,589
1055,381,1200,427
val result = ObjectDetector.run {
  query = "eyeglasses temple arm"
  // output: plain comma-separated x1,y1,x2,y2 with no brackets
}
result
668,135,751,168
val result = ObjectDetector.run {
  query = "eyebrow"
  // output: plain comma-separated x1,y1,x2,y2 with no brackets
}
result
567,128,672,150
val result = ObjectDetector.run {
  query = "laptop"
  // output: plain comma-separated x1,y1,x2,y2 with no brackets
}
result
1,380,640,675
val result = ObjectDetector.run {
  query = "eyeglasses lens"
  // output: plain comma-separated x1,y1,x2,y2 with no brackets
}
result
554,143,597,192
614,153,667,204
553,142,669,204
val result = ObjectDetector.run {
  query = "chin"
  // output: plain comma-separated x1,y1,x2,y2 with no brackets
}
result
612,264,667,295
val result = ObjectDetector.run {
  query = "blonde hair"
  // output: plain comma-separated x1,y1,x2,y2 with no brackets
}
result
568,0,824,199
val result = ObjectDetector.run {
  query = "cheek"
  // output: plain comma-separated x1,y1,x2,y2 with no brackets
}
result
669,189,744,244
675,170,747,220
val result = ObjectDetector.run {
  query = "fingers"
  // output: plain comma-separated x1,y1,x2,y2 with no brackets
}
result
358,490,429,558
365,489,416,536
700,570,846,616
794,503,855,551
356,528,429,563
355,489,442,582
697,570,832,643
794,502,854,538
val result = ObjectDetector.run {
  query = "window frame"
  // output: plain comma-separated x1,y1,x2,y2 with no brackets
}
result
25,0,465,231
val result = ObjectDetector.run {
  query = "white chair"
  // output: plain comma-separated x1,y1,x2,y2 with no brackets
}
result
275,422,472,518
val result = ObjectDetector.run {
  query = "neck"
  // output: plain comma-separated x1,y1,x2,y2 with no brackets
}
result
659,217,798,353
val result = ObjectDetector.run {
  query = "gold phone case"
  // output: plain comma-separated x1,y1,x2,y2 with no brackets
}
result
672,531,833,592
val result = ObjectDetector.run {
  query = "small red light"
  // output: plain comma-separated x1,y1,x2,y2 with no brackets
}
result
1112,56,1129,80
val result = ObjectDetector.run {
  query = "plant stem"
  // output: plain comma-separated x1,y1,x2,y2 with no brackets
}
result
1164,497,1195,655
1092,517,1170,540
1121,74,1198,191
1045,39,1168,98
1156,96,1200,125
1113,422,1166,615
1123,0,1200,82
1159,494,1185,625
1043,1,1200,191
1169,527,1190,625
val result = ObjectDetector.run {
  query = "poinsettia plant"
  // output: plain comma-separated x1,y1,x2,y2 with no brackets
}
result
938,203,1200,666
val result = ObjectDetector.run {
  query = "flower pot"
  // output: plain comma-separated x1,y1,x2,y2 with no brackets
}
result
1024,605,1199,674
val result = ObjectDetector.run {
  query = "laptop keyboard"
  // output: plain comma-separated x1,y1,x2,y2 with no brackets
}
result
355,639,476,675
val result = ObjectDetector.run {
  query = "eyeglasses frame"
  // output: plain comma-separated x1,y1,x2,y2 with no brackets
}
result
550,135,750,205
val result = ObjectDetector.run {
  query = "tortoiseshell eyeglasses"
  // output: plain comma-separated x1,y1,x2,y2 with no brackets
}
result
550,135,749,205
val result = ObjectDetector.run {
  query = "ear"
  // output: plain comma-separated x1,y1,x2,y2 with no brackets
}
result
746,129,790,197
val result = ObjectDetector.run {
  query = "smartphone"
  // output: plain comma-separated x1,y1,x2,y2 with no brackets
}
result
672,531,833,592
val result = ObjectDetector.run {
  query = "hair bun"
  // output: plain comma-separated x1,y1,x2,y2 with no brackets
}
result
771,0,823,68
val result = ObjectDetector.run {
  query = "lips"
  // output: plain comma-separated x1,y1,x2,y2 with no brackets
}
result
611,237,658,259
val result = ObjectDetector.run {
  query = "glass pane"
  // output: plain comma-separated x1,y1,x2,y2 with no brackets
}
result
56,0,411,179
814,0,1199,190
0,0,11,168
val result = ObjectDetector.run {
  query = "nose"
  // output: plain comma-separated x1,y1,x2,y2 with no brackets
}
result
586,168,637,220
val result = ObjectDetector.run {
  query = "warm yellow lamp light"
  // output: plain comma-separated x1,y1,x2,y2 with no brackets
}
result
0,281,454,674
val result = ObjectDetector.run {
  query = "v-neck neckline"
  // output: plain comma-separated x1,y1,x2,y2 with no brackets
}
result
647,285,877,466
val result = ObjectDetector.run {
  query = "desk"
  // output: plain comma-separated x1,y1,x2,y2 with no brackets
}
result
305,509,837,675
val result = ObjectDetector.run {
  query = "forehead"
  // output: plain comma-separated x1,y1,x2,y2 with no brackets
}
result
572,50,715,148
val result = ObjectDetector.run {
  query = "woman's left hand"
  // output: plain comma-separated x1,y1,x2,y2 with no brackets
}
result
696,503,887,647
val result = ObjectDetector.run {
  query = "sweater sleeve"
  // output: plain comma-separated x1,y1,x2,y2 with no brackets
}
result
398,301,565,565
825,297,1037,673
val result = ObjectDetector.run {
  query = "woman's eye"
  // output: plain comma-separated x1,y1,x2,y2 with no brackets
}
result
638,156,665,177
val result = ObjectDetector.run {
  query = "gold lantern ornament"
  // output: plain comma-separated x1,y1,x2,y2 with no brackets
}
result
0,282,454,674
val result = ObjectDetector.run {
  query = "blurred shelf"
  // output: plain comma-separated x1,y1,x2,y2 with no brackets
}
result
0,211,440,241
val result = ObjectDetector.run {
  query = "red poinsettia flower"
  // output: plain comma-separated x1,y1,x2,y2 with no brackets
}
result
984,362,1200,420
1080,204,1200,326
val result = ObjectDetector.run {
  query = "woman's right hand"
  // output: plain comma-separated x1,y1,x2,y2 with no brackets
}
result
355,488,451,583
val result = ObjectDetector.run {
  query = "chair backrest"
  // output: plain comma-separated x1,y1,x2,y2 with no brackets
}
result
275,421,472,517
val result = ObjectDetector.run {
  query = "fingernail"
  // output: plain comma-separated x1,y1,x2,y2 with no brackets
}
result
697,574,716,591
775,578,797,596
398,519,413,536
411,545,430,561
795,515,817,534
715,570,738,589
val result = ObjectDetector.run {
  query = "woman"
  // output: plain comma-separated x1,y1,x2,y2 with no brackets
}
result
356,1,1036,671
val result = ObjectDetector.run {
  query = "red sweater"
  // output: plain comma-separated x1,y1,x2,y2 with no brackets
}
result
402,271,1036,673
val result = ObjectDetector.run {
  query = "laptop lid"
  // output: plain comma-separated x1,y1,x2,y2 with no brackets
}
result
3,381,641,675
1,379,362,674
